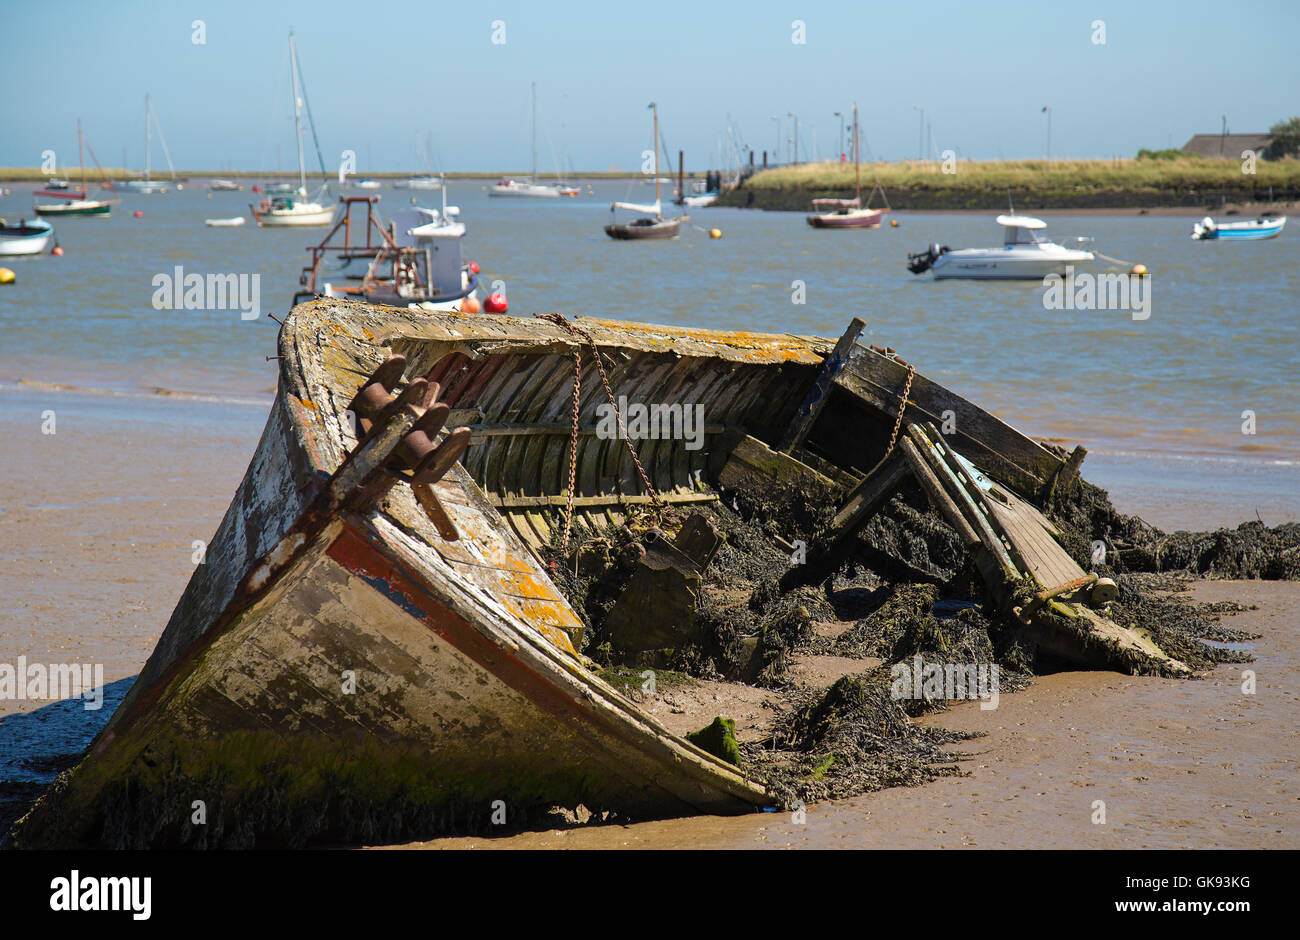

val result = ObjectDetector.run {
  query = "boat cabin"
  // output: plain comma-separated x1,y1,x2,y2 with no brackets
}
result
997,214,1050,246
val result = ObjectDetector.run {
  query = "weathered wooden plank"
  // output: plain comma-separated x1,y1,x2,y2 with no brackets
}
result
785,450,910,588
834,344,1064,495
906,423,1020,580
779,317,866,452
489,492,719,509
718,434,835,494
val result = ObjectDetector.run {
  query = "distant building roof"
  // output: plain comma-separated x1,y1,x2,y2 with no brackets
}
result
1182,133,1273,157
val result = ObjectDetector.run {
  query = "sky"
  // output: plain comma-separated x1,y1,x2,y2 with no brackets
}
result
3,0,1298,174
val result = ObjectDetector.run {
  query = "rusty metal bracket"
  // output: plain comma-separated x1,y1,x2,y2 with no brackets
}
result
336,357,472,540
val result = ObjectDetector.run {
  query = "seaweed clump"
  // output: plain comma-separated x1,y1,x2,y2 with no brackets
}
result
1047,477,1300,580
747,672,977,808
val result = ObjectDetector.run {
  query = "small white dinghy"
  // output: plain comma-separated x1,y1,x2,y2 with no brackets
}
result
205,217,247,227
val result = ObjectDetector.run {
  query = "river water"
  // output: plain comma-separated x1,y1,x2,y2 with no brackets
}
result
1,179,1296,527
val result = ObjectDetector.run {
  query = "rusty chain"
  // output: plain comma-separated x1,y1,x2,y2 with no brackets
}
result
883,362,916,459
536,313,663,556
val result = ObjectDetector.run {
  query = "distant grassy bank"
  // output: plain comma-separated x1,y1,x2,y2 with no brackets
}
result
719,158,1300,211
0,168,678,183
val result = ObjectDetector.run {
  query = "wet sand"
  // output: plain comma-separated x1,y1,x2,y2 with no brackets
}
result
1,386,1295,848
401,579,1297,850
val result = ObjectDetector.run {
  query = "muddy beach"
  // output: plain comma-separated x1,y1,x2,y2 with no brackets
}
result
402,580,1296,850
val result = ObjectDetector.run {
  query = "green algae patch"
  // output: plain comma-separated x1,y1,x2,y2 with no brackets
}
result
686,717,741,766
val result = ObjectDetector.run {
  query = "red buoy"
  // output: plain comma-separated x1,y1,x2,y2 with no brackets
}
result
483,292,508,313
134,210,143,218
468,261,480,274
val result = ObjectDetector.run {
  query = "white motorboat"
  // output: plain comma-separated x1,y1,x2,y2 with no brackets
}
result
205,216,246,227
209,179,243,191
908,215,1093,279
353,178,381,190
249,34,334,228
0,218,55,255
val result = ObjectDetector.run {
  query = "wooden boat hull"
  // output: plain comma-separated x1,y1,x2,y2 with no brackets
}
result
605,218,681,239
11,302,1190,848
12,301,781,848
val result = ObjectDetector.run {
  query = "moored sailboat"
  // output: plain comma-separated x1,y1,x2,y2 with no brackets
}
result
118,94,177,193
605,103,684,240
807,102,887,229
250,34,335,227
490,83,561,198
33,122,115,217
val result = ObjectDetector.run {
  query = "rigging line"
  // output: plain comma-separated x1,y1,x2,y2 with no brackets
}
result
151,108,177,180
293,44,331,191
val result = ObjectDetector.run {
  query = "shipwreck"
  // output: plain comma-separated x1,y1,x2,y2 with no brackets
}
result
11,301,1192,848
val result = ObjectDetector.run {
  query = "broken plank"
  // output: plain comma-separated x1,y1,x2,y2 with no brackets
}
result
834,343,1064,495
719,434,835,495
488,492,718,509
778,316,866,453
784,450,909,588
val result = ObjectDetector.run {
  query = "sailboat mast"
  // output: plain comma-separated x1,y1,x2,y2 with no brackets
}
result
531,81,537,180
653,103,660,211
78,120,86,195
145,94,152,182
853,101,860,204
289,33,307,195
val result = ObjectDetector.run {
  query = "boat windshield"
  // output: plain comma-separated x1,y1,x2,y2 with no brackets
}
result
1004,225,1046,246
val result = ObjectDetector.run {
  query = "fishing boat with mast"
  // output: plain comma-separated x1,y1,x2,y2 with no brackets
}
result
490,83,561,198
807,102,888,229
250,34,335,227
119,94,177,194
33,122,116,217
293,179,480,312
605,103,684,240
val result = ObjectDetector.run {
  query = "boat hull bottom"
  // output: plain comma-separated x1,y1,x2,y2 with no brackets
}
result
11,523,761,848
604,220,681,240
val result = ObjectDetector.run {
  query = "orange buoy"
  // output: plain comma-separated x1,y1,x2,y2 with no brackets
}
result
460,295,482,313
51,245,64,256
134,210,143,218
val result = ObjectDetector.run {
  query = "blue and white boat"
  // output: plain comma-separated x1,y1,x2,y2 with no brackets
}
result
0,218,55,256
1192,214,1286,240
